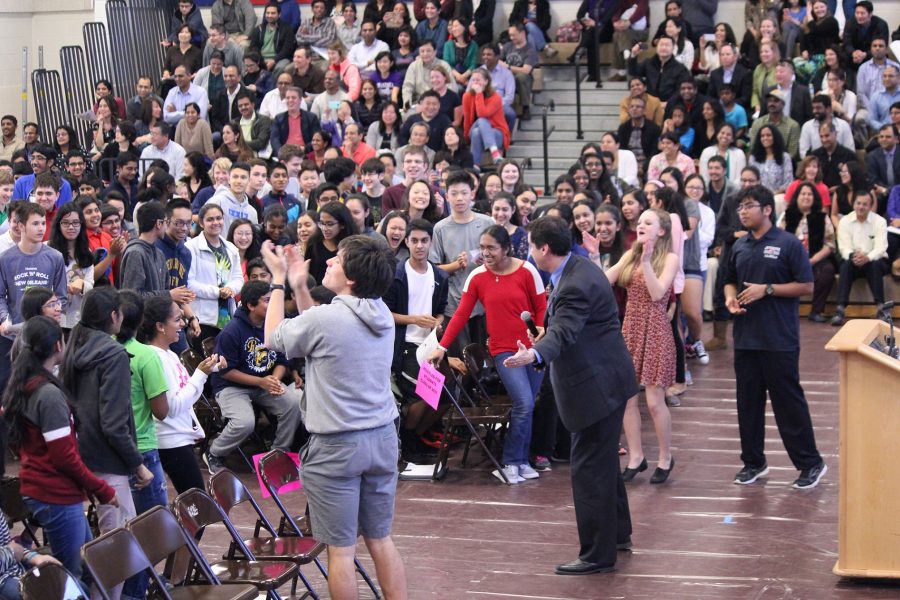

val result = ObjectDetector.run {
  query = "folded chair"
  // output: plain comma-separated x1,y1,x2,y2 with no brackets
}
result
82,527,257,600
257,450,382,599
1,476,44,548
127,505,258,600
19,563,89,600
209,469,327,599
173,488,299,600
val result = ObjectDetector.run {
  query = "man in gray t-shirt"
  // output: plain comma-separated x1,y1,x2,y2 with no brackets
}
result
428,171,492,351
501,22,541,119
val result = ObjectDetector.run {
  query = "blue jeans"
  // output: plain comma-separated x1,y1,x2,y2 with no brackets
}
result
827,0,855,22
525,21,547,51
23,498,92,582
0,575,21,600
470,118,504,166
494,352,544,465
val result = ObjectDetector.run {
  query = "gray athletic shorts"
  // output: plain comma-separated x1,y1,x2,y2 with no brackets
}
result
300,421,399,547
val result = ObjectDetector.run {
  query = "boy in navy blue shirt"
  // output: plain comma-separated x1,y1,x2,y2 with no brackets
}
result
724,185,826,490
206,280,301,472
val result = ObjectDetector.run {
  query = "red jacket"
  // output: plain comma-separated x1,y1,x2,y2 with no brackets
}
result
462,91,510,149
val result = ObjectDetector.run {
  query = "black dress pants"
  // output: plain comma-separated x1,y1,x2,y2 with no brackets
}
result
570,401,630,566
837,258,887,306
734,350,822,471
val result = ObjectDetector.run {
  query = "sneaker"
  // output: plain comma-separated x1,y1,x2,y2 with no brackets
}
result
792,461,827,489
203,451,226,474
693,340,709,365
831,309,846,327
543,45,558,58
493,464,524,484
490,148,503,162
808,312,827,323
685,370,693,386
532,455,552,471
733,463,769,485
665,395,681,407
518,464,540,480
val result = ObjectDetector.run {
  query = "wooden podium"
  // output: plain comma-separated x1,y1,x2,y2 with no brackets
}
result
826,320,900,579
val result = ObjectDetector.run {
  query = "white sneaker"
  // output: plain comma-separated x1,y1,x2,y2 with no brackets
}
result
493,464,524,484
518,464,540,480
693,340,710,365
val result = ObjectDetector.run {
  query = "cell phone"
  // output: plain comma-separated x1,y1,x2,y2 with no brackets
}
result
703,33,716,42
638,43,648,51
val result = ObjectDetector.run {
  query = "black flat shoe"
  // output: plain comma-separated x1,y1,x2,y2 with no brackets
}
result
617,537,633,551
622,458,647,482
554,559,616,575
650,457,675,484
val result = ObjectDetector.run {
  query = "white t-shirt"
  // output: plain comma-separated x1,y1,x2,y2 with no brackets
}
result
405,261,435,344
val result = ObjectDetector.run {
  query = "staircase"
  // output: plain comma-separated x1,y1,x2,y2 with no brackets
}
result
509,66,628,195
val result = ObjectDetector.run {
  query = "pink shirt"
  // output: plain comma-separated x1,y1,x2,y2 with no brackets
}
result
670,212,685,294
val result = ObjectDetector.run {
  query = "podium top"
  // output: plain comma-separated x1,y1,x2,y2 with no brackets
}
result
826,319,900,371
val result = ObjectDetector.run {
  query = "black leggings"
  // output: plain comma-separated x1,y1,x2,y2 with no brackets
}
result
159,445,205,494
671,296,685,385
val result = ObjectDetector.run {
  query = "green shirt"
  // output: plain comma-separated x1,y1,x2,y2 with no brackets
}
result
124,338,168,453
261,27,277,60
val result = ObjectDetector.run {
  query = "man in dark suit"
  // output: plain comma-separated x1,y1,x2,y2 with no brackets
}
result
210,64,255,133
707,44,753,111
763,60,812,126
866,124,900,213
504,217,638,575
810,121,858,188
841,1,889,72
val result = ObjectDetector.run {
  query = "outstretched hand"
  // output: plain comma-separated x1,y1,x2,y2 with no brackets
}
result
502,340,535,369
582,230,600,256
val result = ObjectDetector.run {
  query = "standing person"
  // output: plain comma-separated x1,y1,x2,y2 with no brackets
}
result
261,235,408,600
604,209,679,483
141,296,223,494
429,225,547,484
61,287,154,598
47,203,94,330
724,185,826,489
503,216,638,574
1,316,117,582
428,171,493,352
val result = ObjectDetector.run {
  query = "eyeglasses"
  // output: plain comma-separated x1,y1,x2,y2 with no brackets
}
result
43,299,62,309
60,219,81,228
171,219,191,228
319,219,339,228
685,185,705,191
737,203,761,212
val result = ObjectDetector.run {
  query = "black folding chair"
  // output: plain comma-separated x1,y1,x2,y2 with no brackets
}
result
19,563,88,600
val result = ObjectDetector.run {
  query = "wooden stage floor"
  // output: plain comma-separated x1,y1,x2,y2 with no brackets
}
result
11,321,898,599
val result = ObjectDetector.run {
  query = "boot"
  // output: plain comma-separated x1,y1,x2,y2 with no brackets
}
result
704,320,729,350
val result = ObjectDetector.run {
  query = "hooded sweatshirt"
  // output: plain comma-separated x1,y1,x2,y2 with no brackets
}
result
119,238,169,297
209,188,259,233
156,233,192,289
212,308,289,395
67,327,143,476
269,295,398,434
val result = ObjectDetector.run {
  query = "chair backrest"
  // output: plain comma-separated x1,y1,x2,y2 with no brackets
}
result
128,505,218,585
81,528,169,600
201,337,217,358
1,476,41,546
257,450,306,536
19,563,89,600
173,488,256,560
209,469,278,537
180,348,204,373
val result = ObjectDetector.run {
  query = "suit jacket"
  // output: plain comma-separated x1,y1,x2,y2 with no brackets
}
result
210,84,255,132
707,63,753,111
244,113,273,153
865,146,900,189
533,255,638,432
249,20,297,65
269,110,321,156
617,118,662,171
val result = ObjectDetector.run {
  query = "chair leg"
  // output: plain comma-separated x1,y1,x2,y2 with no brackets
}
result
297,568,320,600
355,557,381,599
314,556,328,579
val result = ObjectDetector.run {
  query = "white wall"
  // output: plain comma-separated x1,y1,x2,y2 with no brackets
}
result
2,0,899,126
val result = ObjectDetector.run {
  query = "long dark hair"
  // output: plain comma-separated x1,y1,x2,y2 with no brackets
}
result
227,217,262,260
482,224,512,255
48,202,94,269
308,201,357,253
595,204,626,265
115,289,144,343
2,316,66,446
751,125,786,165
378,102,402,136
401,180,443,223
654,187,690,231
783,181,827,254
138,296,176,344
20,287,55,322
61,287,121,394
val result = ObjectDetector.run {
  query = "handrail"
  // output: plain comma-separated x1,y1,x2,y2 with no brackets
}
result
573,47,585,140
533,100,556,193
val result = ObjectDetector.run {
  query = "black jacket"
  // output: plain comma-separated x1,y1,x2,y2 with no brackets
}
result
865,146,900,189
617,118,662,171
383,260,449,371
841,15,890,67
210,84,256,132
810,144,858,188
628,54,692,102
249,20,297,65
472,0,496,46
708,63,753,111
761,82,813,126
532,255,638,431
510,0,551,35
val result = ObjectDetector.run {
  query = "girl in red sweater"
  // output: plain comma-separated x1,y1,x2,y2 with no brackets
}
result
1,316,117,582
430,225,546,484
462,68,511,166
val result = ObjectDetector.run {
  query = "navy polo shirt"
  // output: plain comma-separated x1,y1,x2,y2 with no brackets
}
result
724,226,813,352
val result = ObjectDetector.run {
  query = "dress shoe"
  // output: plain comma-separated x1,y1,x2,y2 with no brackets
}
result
555,559,616,575
650,457,675,484
807,311,826,323
622,458,647,482
617,537,633,551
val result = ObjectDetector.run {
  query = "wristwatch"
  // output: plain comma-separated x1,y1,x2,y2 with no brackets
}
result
765,284,775,296
270,283,285,291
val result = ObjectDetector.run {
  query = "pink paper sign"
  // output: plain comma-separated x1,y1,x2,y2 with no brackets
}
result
252,451,302,499
416,362,445,410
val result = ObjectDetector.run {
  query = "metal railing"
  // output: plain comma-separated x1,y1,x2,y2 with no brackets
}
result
531,100,556,193
572,47,585,140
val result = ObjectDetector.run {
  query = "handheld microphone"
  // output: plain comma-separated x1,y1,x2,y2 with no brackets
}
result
520,311,539,337
883,301,897,359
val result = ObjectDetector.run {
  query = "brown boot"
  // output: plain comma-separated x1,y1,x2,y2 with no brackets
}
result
704,320,729,350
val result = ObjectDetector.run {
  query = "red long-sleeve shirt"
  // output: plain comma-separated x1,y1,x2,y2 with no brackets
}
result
462,91,511,149
440,261,547,356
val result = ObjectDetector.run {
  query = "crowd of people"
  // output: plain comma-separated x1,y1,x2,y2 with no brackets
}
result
0,0,896,596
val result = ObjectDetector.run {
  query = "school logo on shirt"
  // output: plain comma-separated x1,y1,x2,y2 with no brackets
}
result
244,336,276,374
763,246,781,259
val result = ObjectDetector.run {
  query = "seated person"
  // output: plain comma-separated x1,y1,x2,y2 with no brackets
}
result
395,122,436,167
398,91,450,153
382,218,449,462
206,280,303,472
831,190,890,325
